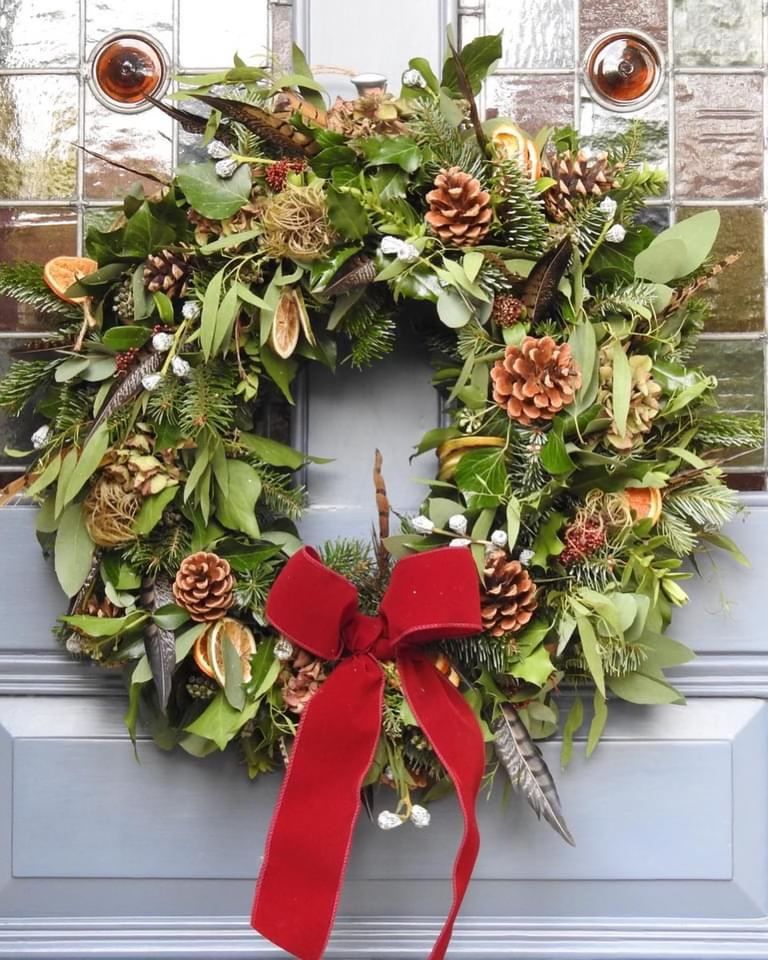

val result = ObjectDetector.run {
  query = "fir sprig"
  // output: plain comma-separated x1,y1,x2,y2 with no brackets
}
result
0,359,55,414
0,263,81,320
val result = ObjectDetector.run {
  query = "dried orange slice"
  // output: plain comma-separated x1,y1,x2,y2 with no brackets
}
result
42,256,99,304
489,123,541,179
623,486,663,525
209,617,257,686
192,627,217,679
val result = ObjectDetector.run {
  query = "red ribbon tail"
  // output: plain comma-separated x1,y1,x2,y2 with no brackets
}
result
251,656,384,960
398,655,485,960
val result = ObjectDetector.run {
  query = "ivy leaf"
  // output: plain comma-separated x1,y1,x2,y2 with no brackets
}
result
358,135,422,172
326,188,370,241
454,448,507,509
530,512,565,567
311,146,357,178
54,503,96,597
175,161,252,219
121,201,179,258
539,430,575,476
184,692,258,751
215,459,262,539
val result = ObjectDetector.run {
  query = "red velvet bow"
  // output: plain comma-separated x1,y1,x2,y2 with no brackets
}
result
251,545,484,960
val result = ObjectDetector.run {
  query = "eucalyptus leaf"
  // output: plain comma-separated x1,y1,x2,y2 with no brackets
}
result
634,210,720,282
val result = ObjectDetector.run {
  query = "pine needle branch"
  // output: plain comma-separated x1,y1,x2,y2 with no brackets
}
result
0,262,81,320
0,359,56,414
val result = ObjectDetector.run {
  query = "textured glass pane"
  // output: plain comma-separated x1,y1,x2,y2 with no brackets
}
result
83,206,121,236
0,0,79,67
726,472,766,491
677,207,764,333
0,208,77,332
486,0,575,69
580,80,669,182
0,76,78,200
83,92,173,200
674,0,763,67
581,0,667,56
636,205,670,231
485,75,574,133
675,75,762,200
0,338,39,467
179,0,269,67
85,0,172,57
693,339,765,468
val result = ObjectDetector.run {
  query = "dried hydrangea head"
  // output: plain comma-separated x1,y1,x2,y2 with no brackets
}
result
491,336,581,425
599,351,662,451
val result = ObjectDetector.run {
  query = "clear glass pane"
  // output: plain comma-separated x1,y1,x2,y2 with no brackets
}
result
485,74,575,133
83,91,173,200
675,75,763,200
0,75,78,200
0,208,78,332
677,206,764,333
674,0,763,67
179,0,270,67
580,79,669,184
0,0,80,68
0,337,40,467
85,0,172,58
580,0,668,56
486,0,576,69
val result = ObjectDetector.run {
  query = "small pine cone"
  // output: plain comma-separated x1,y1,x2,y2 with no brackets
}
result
186,675,218,700
82,595,120,620
492,295,525,327
113,276,135,324
143,249,190,299
172,551,235,622
541,149,619,222
491,336,581,426
481,550,538,637
425,166,492,247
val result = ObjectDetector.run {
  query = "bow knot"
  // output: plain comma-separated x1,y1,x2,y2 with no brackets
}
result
342,611,395,659
251,545,485,960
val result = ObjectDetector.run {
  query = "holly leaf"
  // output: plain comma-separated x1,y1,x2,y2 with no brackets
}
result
358,135,422,172
326,188,370,241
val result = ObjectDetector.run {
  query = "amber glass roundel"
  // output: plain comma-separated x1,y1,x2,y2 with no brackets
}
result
91,34,168,108
584,31,663,110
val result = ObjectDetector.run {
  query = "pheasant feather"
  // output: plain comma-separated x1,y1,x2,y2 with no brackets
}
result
191,95,320,156
140,573,176,711
86,351,162,442
493,702,575,846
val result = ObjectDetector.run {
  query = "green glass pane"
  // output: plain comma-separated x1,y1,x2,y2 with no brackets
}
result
693,339,765,468
677,206,764,333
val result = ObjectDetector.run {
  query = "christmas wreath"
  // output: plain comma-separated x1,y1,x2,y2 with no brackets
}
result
0,32,762,960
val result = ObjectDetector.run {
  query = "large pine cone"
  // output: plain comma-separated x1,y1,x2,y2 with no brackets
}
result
425,166,492,247
143,249,190,299
491,336,581,425
541,149,618,221
482,551,538,637
172,552,234,622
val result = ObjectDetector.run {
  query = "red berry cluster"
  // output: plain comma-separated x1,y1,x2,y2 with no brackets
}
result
265,159,307,192
115,348,140,377
559,518,606,567
152,324,171,334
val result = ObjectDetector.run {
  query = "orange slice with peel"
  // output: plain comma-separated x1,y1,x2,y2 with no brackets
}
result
202,617,256,687
43,256,99,304
624,486,663,525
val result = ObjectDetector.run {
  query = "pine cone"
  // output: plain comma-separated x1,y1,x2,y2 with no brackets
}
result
172,551,235,622
491,336,581,425
280,649,326,714
143,249,190,299
425,166,492,247
481,551,538,637
599,351,662,451
541,149,618,222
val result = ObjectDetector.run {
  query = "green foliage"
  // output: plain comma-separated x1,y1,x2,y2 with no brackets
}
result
664,480,739,530
406,98,484,178
339,296,397,368
124,519,192,576
0,359,55,414
0,262,81,320
179,362,237,437
490,158,547,253
254,465,306,523
694,413,764,450
233,558,281,621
